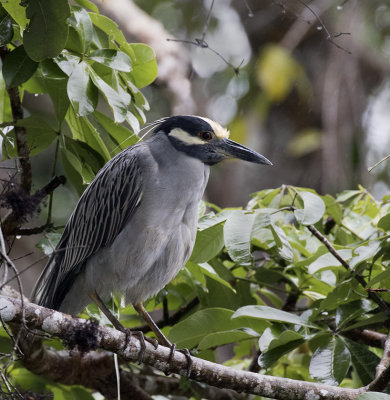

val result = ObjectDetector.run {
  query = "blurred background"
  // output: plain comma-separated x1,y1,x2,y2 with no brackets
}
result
8,0,390,293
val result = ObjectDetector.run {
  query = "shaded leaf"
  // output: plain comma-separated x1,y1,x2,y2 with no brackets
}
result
309,335,351,385
2,46,38,88
23,0,70,61
0,14,13,46
128,43,157,88
344,338,380,385
190,221,225,263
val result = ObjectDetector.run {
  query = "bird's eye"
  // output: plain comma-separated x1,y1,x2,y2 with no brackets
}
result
199,131,212,141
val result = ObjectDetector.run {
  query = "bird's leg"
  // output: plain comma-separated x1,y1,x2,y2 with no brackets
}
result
133,302,193,377
88,292,155,362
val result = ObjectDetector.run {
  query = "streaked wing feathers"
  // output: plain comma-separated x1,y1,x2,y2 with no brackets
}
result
33,145,143,309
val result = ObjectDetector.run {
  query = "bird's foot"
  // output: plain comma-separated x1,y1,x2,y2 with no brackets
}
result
166,343,193,378
122,329,158,363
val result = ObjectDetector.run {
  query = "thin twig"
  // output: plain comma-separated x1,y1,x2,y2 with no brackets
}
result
365,334,390,392
307,224,390,316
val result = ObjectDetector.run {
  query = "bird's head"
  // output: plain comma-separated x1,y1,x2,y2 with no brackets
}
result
153,115,272,166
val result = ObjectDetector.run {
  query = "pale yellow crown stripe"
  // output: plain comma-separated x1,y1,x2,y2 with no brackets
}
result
199,117,230,139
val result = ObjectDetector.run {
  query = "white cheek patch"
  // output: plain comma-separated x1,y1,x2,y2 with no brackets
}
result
169,128,205,145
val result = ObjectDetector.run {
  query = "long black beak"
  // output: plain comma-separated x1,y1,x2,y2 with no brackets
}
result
217,139,272,165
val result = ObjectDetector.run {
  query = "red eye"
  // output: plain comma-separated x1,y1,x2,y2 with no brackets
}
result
199,131,212,141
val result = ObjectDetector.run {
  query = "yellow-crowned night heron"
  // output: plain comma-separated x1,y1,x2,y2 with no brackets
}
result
32,115,271,363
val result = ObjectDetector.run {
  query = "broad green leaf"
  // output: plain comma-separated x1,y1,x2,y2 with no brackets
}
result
54,51,81,76
323,194,343,224
23,0,70,61
67,61,98,116
90,111,138,151
308,249,352,274
2,46,38,88
190,221,225,263
269,223,294,261
0,14,13,46
74,0,99,13
89,13,134,57
350,241,381,269
88,66,129,122
343,338,380,385
342,312,388,331
168,308,238,349
335,300,372,330
66,109,111,161
368,269,390,288
224,211,254,266
88,49,131,72
356,393,390,400
309,335,351,385
2,1,28,28
68,7,93,54
128,43,157,88
294,191,325,225
3,116,57,158
378,213,390,231
198,328,258,350
10,367,50,392
232,305,318,328
258,336,305,368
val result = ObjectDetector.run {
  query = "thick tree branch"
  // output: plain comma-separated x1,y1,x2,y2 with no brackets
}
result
365,334,390,392
0,291,369,400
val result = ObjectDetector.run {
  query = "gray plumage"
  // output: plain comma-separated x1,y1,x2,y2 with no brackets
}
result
33,115,271,315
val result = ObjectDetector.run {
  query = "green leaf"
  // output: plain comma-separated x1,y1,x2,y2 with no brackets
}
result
67,61,98,116
90,111,138,151
343,338,380,385
168,308,239,349
269,223,294,261
232,305,318,328
294,191,325,225
23,0,70,61
0,14,13,46
350,241,381,269
190,221,225,263
378,213,390,231
88,49,131,72
224,211,254,266
88,66,129,122
198,328,258,350
2,1,28,28
0,71,12,123
2,46,39,88
308,249,352,274
309,335,351,385
74,0,99,13
68,7,93,54
258,333,306,369
128,43,157,88
3,116,57,158
66,108,111,161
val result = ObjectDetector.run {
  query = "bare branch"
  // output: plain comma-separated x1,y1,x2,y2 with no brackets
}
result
0,290,368,400
365,334,390,392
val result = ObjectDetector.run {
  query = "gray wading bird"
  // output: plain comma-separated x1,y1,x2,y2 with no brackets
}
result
33,115,272,369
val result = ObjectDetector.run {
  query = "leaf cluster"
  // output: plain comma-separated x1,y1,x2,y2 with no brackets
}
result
0,0,157,192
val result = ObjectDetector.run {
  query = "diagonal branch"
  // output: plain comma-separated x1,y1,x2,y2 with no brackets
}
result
0,290,368,400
